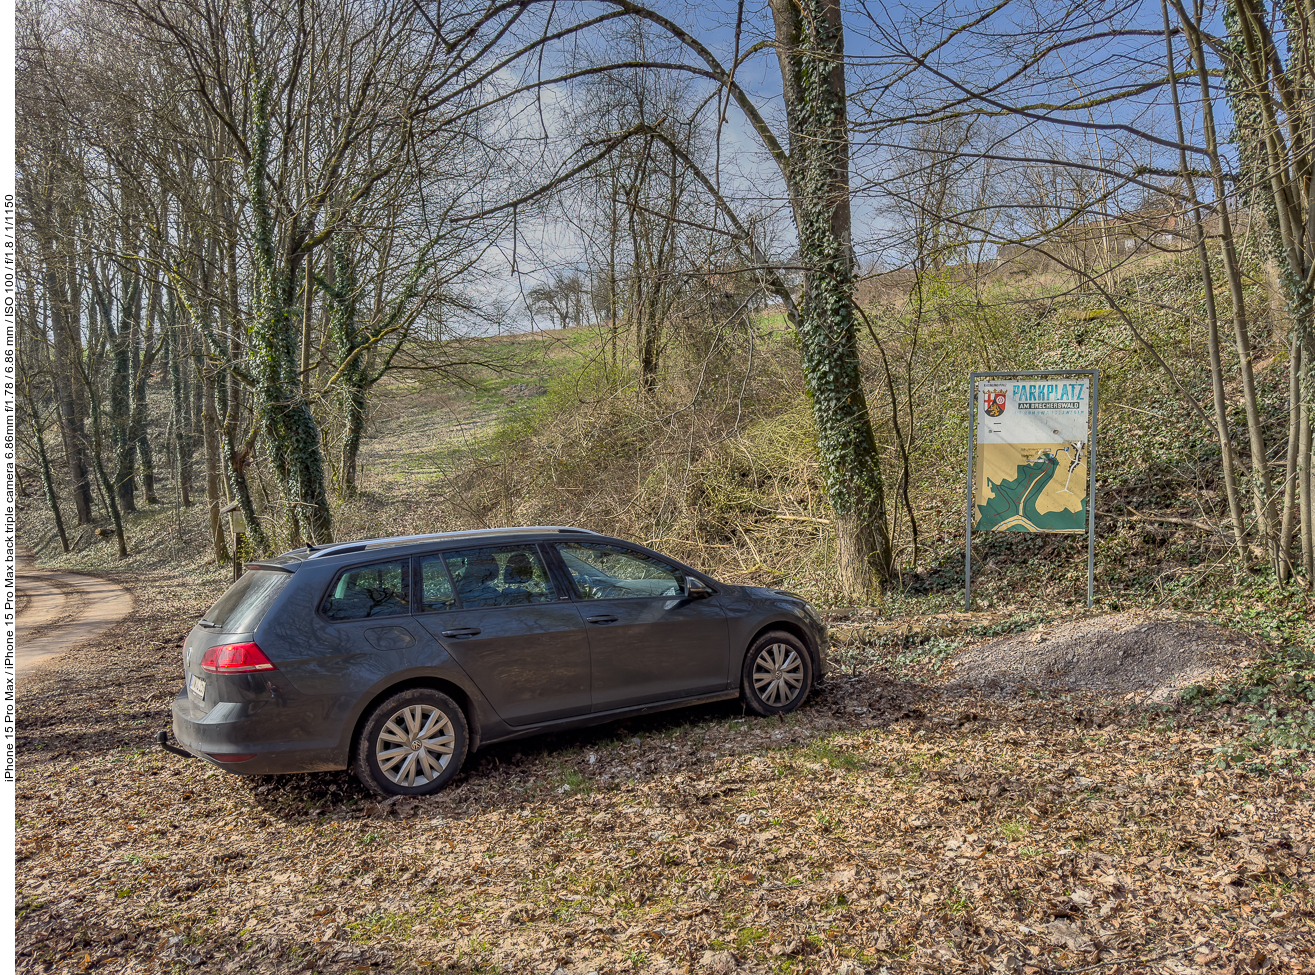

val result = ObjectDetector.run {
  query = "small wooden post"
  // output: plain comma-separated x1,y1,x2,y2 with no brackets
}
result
221,503,250,582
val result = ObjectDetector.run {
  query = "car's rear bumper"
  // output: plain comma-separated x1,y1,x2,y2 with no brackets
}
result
171,689,346,774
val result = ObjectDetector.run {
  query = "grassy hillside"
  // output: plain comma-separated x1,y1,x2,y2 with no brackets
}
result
17,245,1311,631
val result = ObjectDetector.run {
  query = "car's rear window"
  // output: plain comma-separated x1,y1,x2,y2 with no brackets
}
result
321,559,411,620
201,569,290,632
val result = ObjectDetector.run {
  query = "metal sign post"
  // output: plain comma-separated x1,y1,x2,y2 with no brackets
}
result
964,370,1099,610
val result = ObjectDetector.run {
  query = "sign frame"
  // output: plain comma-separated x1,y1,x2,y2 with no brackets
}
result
964,369,1099,610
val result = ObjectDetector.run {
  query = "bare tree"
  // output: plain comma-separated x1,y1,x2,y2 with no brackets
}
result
527,272,586,332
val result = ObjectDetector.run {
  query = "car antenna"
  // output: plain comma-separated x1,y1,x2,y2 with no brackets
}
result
305,543,317,553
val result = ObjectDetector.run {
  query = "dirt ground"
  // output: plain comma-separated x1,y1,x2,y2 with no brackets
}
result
14,578,1315,974
948,612,1262,703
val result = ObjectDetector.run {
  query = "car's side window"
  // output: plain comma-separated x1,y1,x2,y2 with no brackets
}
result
554,542,682,599
443,545,556,609
417,555,458,613
321,560,411,621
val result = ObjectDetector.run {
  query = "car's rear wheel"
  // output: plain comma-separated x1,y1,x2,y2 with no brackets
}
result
354,688,468,797
741,631,813,716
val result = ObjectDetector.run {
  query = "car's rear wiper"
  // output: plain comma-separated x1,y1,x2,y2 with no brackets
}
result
198,619,218,629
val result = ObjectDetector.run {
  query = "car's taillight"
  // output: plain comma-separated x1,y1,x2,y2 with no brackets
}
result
201,642,277,674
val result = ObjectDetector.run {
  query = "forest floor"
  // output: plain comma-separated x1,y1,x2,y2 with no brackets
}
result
13,570,1314,975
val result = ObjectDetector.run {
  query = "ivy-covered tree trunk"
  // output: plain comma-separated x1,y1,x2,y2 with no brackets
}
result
1213,0,1315,579
770,0,892,596
244,50,333,545
325,236,368,498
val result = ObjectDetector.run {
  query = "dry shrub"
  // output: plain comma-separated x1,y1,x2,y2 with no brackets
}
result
428,342,851,600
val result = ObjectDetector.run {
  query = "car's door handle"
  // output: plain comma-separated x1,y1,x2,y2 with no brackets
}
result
585,615,619,625
441,628,482,638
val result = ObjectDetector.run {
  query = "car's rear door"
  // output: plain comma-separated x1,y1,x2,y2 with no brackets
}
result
413,543,591,726
549,541,730,711
313,554,433,678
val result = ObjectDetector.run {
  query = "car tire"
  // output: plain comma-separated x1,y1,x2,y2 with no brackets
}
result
354,688,468,797
740,630,813,717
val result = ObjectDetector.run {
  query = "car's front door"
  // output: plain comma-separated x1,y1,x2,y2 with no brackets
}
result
413,544,591,726
550,541,730,711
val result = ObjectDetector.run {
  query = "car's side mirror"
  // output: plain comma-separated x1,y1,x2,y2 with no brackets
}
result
684,577,714,599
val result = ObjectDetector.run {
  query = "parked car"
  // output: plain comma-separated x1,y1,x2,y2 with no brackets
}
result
167,526,829,796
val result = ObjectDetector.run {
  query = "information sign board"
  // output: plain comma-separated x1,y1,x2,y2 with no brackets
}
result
965,370,1099,608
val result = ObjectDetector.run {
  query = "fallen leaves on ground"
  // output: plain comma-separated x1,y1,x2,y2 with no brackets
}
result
14,582,1315,974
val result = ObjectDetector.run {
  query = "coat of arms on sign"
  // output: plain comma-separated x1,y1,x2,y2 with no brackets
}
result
984,389,1006,417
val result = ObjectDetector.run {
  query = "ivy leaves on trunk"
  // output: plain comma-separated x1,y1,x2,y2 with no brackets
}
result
244,34,333,547
770,0,893,595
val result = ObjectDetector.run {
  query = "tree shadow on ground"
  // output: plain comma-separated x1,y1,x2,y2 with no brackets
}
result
239,668,937,822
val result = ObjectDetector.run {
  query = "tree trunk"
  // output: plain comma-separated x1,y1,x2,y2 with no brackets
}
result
246,56,333,545
1280,335,1302,582
108,301,137,515
26,395,70,553
1302,394,1313,584
770,0,892,596
218,355,270,556
200,355,230,565
52,341,94,526
1163,8,1249,563
327,236,366,499
43,258,94,525
639,297,662,391
81,361,128,559
129,272,161,505
168,315,192,507
212,223,269,556
341,384,366,496
137,434,157,505
96,269,143,517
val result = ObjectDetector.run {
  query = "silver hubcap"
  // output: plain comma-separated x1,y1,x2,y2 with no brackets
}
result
752,643,804,707
376,704,455,787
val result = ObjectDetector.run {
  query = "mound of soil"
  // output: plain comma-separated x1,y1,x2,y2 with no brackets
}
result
949,611,1261,702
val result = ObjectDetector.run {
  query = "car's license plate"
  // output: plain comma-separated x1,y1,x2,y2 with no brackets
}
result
188,674,206,701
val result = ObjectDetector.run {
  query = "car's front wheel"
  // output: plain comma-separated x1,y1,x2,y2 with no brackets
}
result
354,688,468,797
741,631,813,716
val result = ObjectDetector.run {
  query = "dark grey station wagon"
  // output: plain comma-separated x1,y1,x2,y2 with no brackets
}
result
169,527,829,796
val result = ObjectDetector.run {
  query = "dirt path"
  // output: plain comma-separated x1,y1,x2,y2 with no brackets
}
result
16,549,133,680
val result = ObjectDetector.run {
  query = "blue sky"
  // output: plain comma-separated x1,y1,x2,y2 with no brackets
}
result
478,0,1240,328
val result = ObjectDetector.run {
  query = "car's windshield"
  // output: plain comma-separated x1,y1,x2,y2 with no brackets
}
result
201,568,290,633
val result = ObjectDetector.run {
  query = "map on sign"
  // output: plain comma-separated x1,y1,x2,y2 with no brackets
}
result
974,378,1091,533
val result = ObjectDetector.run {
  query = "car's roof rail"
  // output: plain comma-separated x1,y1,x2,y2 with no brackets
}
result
303,526,602,559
